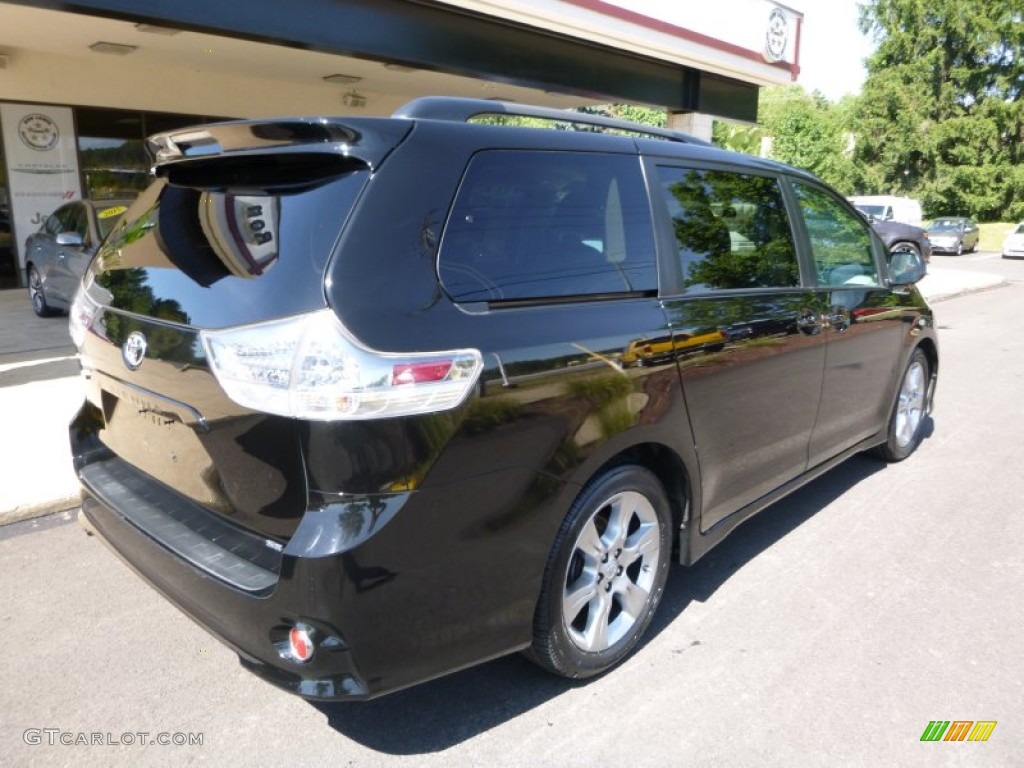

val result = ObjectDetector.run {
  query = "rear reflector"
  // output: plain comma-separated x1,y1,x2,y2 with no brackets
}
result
393,361,453,385
289,626,314,663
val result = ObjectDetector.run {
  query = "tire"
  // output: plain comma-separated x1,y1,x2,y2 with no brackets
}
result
27,266,57,318
873,348,930,462
890,241,921,260
526,465,672,678
956,240,963,256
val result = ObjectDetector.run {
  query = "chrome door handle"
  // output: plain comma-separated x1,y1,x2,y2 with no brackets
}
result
797,309,823,335
828,307,850,332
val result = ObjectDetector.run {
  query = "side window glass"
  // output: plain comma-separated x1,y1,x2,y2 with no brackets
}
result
70,206,89,241
439,151,657,302
44,210,65,235
656,167,799,292
793,183,879,287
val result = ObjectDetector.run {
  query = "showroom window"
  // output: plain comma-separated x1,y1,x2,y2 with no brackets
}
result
76,107,230,200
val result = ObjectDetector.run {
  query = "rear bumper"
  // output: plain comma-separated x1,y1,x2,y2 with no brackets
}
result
72,399,546,700
80,482,375,699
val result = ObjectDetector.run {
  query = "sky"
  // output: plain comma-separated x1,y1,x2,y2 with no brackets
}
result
794,0,877,101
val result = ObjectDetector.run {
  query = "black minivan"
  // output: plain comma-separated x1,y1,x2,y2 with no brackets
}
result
71,98,937,700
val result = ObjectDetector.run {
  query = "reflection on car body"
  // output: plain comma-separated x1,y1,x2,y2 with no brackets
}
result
25,198,132,316
621,330,727,367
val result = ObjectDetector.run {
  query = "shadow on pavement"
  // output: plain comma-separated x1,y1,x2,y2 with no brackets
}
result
310,433,928,753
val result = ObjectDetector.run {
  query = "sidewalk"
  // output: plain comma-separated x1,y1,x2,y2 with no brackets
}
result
916,265,1007,303
0,265,1009,527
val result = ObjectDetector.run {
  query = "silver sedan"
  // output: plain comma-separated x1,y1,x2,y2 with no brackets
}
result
25,198,131,316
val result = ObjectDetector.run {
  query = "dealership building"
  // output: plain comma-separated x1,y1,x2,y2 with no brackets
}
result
0,0,803,289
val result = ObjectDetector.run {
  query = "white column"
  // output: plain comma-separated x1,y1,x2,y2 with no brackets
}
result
667,111,715,143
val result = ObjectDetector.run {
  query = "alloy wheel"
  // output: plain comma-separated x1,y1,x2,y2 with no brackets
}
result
562,490,661,653
895,359,926,448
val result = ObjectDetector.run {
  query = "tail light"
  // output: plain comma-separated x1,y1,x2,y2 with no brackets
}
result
201,309,483,420
69,286,99,349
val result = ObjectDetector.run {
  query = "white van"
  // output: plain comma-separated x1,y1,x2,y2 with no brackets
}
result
848,195,923,226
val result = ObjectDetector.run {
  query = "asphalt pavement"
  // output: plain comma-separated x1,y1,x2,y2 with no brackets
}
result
0,261,1010,526
1,271,1022,766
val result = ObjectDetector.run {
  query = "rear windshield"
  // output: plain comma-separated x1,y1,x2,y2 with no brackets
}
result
88,170,367,328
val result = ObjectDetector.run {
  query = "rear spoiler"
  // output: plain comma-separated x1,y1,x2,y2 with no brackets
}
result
146,117,413,170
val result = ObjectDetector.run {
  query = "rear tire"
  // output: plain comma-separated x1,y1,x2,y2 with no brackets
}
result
873,349,930,462
526,465,672,678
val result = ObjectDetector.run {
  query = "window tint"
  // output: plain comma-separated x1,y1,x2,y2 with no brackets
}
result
439,151,657,302
793,183,879,287
657,167,799,292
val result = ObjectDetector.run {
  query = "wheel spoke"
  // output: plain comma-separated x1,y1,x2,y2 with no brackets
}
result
563,576,598,626
580,591,611,651
619,522,658,568
617,581,650,621
605,495,635,549
575,518,604,560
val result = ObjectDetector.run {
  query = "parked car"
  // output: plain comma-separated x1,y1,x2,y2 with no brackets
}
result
25,198,131,316
70,97,937,701
925,216,979,255
1001,222,1024,259
862,214,932,263
848,195,923,226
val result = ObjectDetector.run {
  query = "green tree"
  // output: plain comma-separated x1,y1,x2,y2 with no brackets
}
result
757,86,861,193
855,0,1024,219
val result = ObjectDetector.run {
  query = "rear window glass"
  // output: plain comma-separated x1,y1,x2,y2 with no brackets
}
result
656,167,799,292
439,151,657,302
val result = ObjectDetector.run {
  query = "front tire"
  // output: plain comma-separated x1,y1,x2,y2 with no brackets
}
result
28,266,57,317
873,349,930,462
891,241,921,262
527,465,672,678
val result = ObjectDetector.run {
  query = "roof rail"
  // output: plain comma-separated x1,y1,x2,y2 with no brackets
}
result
392,96,712,146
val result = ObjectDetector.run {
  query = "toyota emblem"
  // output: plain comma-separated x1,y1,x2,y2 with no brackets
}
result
122,331,147,371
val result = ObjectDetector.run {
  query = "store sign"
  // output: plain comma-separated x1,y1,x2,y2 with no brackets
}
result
0,103,82,274
763,6,789,63
598,0,796,67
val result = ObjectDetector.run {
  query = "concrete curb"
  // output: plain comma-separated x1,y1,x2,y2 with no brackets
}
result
921,278,1009,303
0,494,81,527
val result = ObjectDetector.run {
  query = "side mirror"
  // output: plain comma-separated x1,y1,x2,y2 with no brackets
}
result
56,231,85,248
889,246,926,285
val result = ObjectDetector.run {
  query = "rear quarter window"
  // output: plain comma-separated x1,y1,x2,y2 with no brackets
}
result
438,151,657,303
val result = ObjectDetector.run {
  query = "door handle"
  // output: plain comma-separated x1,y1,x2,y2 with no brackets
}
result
797,309,824,335
828,307,851,332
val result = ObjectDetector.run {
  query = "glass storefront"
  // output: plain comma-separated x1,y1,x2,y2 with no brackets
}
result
0,153,12,288
0,103,230,289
